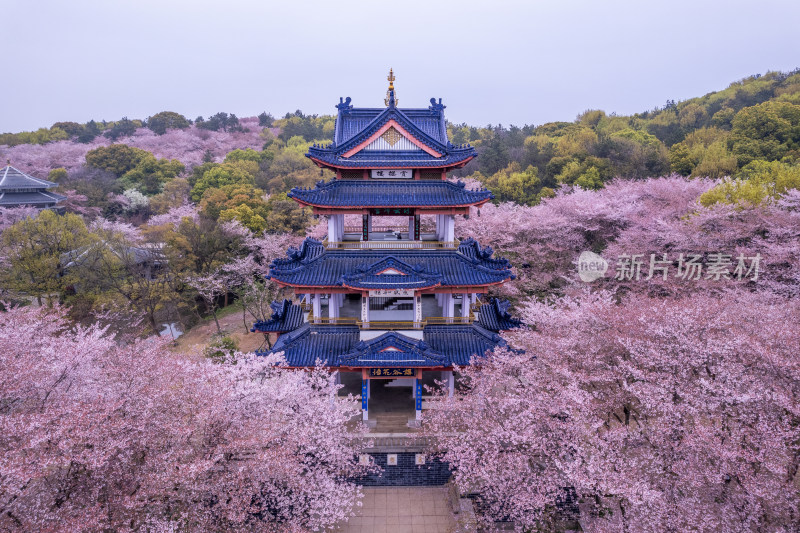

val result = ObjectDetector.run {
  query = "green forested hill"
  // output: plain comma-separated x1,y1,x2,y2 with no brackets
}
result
2,70,799,212
447,69,800,206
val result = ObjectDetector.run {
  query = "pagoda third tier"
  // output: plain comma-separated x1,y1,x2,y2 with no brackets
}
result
289,179,494,215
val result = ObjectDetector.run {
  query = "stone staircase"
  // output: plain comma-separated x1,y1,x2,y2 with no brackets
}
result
374,412,417,433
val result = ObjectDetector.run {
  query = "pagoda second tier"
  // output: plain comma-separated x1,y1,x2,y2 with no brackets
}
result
306,95,476,171
260,322,508,369
267,238,514,292
289,179,493,214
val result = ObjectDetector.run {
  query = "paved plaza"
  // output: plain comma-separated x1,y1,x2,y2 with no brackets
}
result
337,487,456,533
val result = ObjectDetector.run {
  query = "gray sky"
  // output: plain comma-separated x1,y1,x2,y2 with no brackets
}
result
2,0,799,132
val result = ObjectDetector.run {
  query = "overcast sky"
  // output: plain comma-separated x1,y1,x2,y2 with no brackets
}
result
2,0,799,132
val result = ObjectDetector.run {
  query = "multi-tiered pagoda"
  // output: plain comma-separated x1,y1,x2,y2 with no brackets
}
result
255,71,518,424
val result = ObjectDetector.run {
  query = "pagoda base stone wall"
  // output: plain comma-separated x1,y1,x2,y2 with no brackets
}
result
353,452,451,486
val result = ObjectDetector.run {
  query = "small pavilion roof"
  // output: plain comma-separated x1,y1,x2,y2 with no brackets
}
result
261,323,506,368
0,165,65,208
0,165,58,190
251,299,306,333
289,179,493,209
0,190,66,206
268,238,514,289
306,95,476,170
477,299,522,332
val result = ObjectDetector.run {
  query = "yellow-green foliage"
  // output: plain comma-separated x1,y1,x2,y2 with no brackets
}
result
190,162,256,201
0,127,69,146
729,101,800,165
482,163,542,204
1,211,93,305
691,141,738,179
85,144,151,177
119,155,185,196
48,168,68,183
699,160,800,207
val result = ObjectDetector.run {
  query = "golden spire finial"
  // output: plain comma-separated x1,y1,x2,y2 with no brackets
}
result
385,68,398,107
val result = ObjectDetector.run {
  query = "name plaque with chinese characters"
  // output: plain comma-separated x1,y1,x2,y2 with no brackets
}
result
369,289,415,298
371,169,413,179
369,368,415,378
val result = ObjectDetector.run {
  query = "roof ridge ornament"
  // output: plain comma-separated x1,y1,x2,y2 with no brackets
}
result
336,97,353,113
384,68,397,107
429,98,445,112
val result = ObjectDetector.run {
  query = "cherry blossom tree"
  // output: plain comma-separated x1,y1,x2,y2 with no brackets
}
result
1,118,266,177
424,290,800,532
60,189,102,217
0,206,38,234
0,304,368,532
146,203,200,228
188,272,228,333
457,177,800,299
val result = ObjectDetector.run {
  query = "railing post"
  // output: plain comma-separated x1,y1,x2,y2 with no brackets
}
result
361,370,369,421
415,371,423,419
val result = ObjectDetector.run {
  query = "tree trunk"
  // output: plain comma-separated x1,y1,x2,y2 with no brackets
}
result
212,310,221,334
148,314,158,334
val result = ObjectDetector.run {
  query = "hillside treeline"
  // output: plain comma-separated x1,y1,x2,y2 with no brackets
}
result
2,70,799,221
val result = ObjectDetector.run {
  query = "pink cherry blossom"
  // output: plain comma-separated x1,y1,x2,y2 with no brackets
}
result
424,290,800,532
0,304,369,532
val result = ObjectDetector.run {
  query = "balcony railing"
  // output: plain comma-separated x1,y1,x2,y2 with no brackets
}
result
324,240,459,250
305,316,476,328
310,316,359,325
357,320,425,330
424,316,475,325
344,225,409,233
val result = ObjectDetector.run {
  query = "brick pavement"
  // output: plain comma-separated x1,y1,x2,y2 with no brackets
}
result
337,486,455,533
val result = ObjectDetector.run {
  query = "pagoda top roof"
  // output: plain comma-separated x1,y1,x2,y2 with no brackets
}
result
264,323,506,368
334,101,449,146
0,165,59,191
251,299,306,333
268,238,514,290
289,179,493,209
306,93,476,170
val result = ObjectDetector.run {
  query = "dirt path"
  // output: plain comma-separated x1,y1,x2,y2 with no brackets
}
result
170,307,265,360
